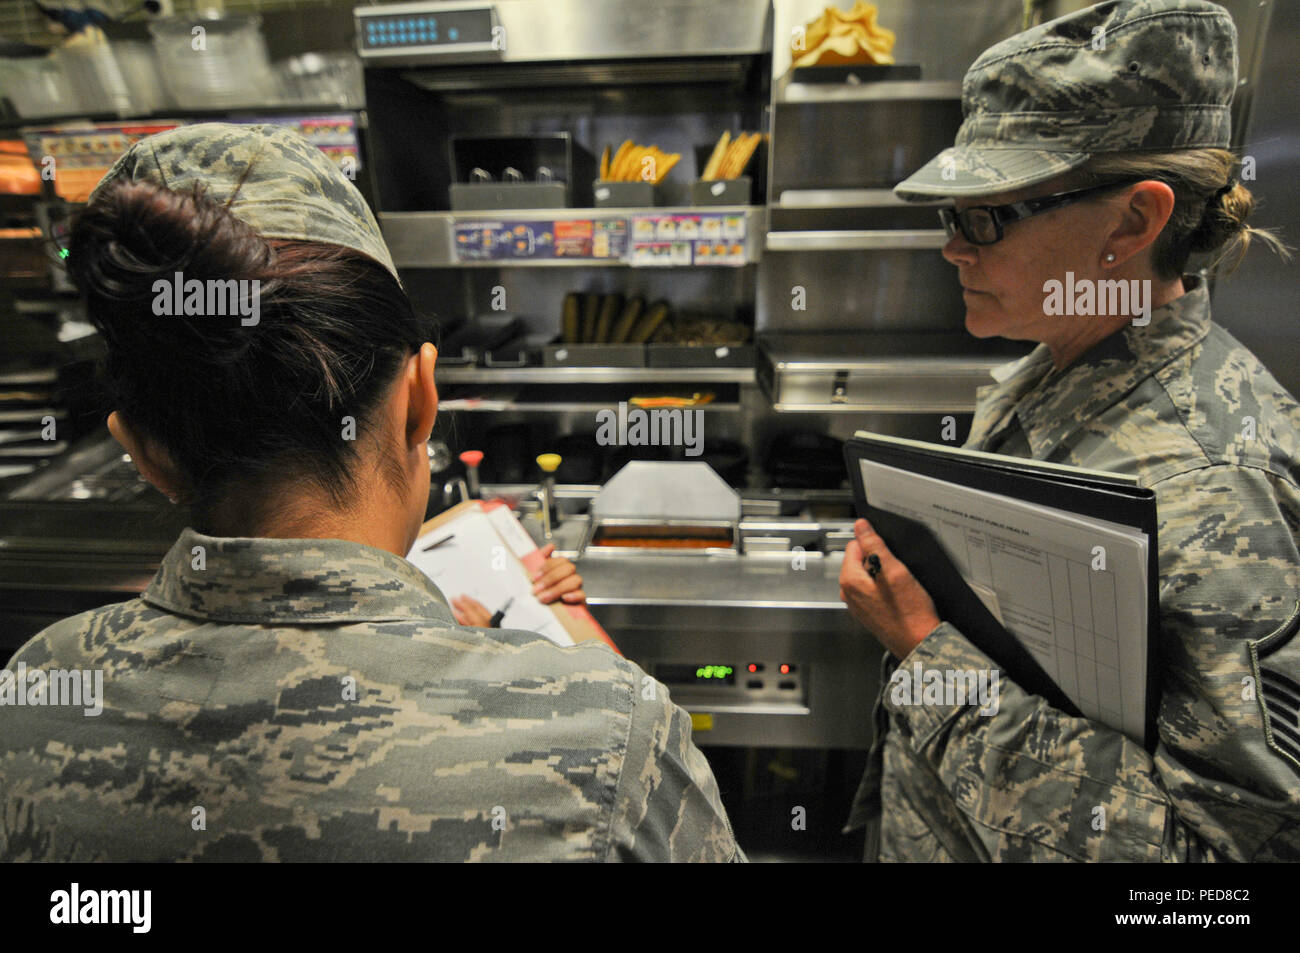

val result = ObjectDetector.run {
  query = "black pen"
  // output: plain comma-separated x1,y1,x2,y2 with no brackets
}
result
421,533,455,552
489,597,514,627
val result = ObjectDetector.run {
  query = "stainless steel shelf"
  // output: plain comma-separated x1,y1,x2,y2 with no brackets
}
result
775,188,946,209
436,366,756,384
765,229,948,252
775,78,962,104
769,397,983,413
757,332,1028,415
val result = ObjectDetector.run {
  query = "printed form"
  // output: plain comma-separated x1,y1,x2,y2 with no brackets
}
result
407,507,575,647
859,459,1150,742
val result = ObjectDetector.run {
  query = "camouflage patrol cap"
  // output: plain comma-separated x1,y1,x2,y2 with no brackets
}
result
894,0,1237,200
89,122,399,281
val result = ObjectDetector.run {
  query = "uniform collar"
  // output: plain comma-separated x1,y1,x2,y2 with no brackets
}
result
972,275,1212,459
142,528,455,625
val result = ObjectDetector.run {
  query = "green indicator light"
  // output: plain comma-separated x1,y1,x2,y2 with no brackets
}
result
60,248,69,259
694,665,734,680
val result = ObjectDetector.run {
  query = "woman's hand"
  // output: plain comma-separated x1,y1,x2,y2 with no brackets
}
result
531,544,586,605
839,518,942,660
451,545,584,627
450,595,494,628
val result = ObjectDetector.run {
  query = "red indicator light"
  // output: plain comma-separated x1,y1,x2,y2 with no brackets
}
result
780,664,790,675
748,664,757,673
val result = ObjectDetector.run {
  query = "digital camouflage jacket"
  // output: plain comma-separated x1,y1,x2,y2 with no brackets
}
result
848,277,1300,861
1,530,744,862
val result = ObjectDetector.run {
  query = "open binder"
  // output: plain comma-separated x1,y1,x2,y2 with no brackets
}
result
844,431,1160,750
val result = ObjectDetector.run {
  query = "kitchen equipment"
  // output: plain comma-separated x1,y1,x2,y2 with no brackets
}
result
765,431,845,489
448,134,592,210
693,131,765,205
148,14,280,109
692,176,752,206
438,314,525,362
0,55,82,118
757,331,1027,413
535,452,561,540
53,30,133,115
459,449,483,497
593,181,656,208
584,461,741,556
543,343,646,367
275,52,364,107
112,41,169,114
426,438,452,476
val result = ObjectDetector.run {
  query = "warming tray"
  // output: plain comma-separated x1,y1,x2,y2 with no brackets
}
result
757,332,1029,413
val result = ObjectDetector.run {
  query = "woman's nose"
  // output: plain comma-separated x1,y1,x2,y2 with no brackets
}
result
942,231,977,266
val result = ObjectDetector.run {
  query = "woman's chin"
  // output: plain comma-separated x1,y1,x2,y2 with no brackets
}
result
964,308,1003,338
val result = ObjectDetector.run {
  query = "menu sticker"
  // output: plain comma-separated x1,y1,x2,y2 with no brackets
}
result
454,217,627,262
631,213,746,266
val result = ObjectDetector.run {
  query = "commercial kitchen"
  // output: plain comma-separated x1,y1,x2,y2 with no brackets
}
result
0,0,1296,862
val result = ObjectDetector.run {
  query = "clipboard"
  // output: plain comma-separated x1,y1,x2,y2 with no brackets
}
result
845,432,1160,751
416,500,619,653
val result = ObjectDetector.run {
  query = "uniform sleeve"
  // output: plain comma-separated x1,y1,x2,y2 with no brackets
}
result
607,671,746,862
883,464,1300,861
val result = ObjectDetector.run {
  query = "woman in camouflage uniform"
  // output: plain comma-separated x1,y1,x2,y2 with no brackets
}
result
840,0,1298,861
0,123,743,862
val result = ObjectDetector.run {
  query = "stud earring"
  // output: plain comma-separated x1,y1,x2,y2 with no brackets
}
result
1104,253,1116,263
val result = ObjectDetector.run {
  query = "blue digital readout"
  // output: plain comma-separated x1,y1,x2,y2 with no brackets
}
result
362,9,489,49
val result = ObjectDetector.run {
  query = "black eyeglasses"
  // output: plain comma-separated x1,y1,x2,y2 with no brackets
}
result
938,179,1147,246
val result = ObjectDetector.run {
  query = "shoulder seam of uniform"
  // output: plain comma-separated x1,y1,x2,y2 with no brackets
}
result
1150,346,1219,471
602,655,641,862
1148,459,1300,497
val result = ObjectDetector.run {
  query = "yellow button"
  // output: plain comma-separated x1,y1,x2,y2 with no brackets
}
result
536,453,562,473
690,712,713,732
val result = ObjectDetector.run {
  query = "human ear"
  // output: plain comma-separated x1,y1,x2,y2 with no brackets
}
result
404,342,439,450
1103,180,1176,267
106,411,185,502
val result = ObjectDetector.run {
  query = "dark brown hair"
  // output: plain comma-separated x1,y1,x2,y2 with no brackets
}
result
68,179,431,533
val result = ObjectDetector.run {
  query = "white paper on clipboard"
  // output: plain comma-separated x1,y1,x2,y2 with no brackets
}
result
407,507,575,647
859,457,1150,744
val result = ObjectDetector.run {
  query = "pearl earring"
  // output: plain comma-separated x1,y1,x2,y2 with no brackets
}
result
1104,253,1116,263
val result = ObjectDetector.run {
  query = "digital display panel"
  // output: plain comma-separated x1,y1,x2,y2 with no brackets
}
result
359,7,494,51
657,663,736,686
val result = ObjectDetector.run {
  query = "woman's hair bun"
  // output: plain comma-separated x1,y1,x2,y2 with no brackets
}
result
68,180,273,359
1188,180,1252,254
68,178,430,532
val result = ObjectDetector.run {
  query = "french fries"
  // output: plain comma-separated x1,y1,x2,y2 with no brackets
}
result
701,131,730,180
598,141,682,184
701,130,765,181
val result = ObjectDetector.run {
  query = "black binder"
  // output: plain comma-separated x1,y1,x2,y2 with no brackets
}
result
844,432,1161,751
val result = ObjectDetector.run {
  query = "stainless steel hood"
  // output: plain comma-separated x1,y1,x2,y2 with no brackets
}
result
356,0,772,85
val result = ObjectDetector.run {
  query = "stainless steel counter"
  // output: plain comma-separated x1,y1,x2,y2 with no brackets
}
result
575,552,878,750
579,550,845,608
